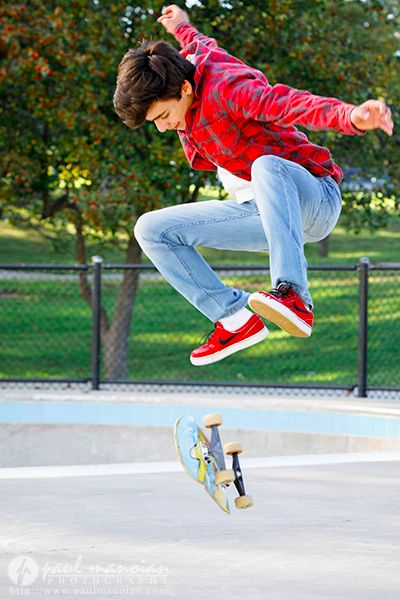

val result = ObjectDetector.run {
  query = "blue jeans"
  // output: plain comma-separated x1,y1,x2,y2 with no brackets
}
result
134,155,342,321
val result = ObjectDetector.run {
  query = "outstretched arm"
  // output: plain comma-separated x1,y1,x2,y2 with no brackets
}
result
219,75,393,137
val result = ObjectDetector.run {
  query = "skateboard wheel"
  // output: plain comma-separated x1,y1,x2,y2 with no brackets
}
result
235,495,253,510
203,413,223,428
215,469,235,485
224,441,243,455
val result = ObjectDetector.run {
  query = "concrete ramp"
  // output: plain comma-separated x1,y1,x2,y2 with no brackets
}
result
1,390,400,467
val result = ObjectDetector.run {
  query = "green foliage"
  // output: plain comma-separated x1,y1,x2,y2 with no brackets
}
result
0,0,399,243
341,190,398,233
0,0,205,245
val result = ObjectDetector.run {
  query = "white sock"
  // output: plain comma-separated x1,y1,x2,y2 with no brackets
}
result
219,307,253,331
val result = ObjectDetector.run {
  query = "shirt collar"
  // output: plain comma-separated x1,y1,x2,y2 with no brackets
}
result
184,85,202,134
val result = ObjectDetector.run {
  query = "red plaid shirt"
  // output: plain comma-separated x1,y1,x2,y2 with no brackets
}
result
175,23,365,184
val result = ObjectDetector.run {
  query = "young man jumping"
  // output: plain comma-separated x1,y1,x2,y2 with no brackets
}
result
113,4,393,367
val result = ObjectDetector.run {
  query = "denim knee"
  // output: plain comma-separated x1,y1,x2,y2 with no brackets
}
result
251,154,282,179
134,211,162,245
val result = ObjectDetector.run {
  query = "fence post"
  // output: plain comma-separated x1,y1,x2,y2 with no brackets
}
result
91,256,103,391
358,257,369,398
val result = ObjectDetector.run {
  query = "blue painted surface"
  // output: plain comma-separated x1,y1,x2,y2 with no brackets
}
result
175,416,201,480
0,401,400,440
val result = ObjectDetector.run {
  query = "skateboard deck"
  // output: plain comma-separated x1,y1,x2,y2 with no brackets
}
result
174,415,230,513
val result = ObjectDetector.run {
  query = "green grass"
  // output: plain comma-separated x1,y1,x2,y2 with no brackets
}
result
0,214,399,388
0,222,126,265
1,214,400,266
0,271,399,388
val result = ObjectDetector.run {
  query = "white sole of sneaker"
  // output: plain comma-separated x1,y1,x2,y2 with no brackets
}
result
190,326,269,367
248,293,312,338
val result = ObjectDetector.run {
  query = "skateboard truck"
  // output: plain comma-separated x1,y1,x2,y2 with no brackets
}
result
203,413,253,510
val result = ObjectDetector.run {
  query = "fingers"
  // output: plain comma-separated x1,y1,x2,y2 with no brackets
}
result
380,105,394,136
157,5,176,19
157,7,172,21
156,5,177,26
156,4,189,33
363,99,394,136
156,14,172,27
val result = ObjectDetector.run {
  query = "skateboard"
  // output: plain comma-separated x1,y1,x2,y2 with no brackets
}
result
174,413,253,513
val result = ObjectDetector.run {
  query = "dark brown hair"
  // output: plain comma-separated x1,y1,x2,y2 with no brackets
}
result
113,39,195,129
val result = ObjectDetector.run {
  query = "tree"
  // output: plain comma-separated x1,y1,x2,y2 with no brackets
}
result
0,0,206,379
1,0,399,378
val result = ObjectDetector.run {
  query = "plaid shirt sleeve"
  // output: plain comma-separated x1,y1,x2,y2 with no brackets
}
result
217,75,366,136
174,22,218,50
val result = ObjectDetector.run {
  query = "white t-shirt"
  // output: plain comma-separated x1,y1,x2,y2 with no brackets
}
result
217,166,254,204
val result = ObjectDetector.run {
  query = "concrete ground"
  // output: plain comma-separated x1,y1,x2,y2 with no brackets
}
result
1,454,400,600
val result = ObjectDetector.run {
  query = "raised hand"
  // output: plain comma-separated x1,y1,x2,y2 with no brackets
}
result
157,4,190,35
350,100,394,136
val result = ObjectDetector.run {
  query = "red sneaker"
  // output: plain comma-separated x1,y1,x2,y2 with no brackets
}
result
249,283,313,338
190,314,268,366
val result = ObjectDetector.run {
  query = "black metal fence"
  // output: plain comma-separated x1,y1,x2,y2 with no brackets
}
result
0,258,399,397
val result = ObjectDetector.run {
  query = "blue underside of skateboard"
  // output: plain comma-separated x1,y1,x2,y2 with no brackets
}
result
174,416,229,513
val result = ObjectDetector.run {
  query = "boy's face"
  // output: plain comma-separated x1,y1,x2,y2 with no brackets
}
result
145,80,194,132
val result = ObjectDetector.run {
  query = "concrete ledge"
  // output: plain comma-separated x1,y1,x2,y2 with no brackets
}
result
1,390,399,467
2,389,400,417
1,423,400,468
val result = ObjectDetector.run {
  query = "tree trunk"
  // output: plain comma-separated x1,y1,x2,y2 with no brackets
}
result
102,235,142,380
189,182,201,203
75,213,142,381
318,235,330,258
75,214,110,335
